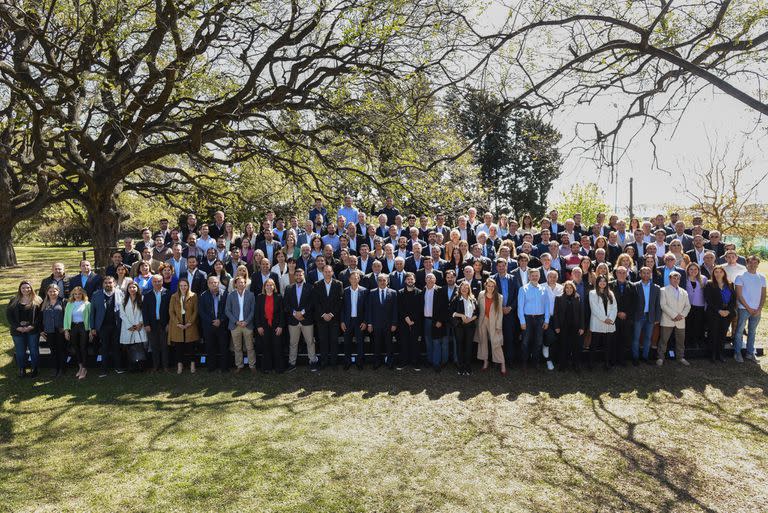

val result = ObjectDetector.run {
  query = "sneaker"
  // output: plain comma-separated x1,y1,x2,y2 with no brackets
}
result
656,359,663,366
734,352,744,363
115,369,126,374
745,353,758,363
413,366,421,372
546,361,554,371
679,358,690,366
542,346,550,359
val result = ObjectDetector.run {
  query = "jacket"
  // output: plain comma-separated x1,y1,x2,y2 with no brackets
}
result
588,290,618,333
659,286,691,329
168,292,200,343
119,299,148,345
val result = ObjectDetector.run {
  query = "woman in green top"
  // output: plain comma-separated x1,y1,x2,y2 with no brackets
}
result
64,286,93,380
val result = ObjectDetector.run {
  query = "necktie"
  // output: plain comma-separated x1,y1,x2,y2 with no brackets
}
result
380,290,384,304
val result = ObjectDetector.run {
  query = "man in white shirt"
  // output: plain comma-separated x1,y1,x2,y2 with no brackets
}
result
723,250,747,283
734,255,766,363
658,272,691,366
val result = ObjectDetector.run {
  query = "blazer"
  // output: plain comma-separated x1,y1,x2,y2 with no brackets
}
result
250,271,282,296
387,270,408,291
397,287,424,327
492,273,516,310
588,290,618,333
551,294,584,332
404,255,424,274
68,272,103,299
423,285,449,337
183,268,208,295
366,287,398,331
225,289,256,331
198,289,229,334
627,242,647,263
141,288,171,328
342,286,369,325
473,291,503,347
118,299,148,345
666,233,694,252
313,279,344,324
255,293,285,331
283,282,315,326
449,294,478,327
168,292,200,343
91,289,122,331
39,274,71,300
703,282,737,320
611,280,637,321
653,266,686,288
659,286,691,328
165,257,189,278
415,268,444,289
256,240,283,265
633,281,662,323
357,257,374,275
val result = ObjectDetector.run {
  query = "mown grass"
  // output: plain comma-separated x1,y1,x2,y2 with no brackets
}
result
1,246,767,513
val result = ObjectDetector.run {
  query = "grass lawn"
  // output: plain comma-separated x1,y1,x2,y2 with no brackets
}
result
1,246,767,512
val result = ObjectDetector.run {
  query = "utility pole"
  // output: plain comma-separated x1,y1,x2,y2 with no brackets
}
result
629,178,634,220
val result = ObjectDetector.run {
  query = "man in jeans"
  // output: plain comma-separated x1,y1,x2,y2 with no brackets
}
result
517,268,549,370
734,255,766,363
631,266,661,365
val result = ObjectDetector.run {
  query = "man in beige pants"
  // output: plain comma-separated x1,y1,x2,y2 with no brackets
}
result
225,277,257,373
284,269,318,372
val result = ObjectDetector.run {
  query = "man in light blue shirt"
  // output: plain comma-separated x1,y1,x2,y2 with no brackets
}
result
322,224,341,252
517,268,548,369
632,266,661,365
337,195,359,226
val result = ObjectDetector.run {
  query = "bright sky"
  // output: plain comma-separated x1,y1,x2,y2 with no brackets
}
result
475,1,768,216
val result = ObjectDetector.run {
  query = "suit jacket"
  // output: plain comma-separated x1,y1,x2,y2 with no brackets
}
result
388,270,408,291
225,259,251,278
456,277,482,298
69,272,103,298
611,280,637,321
423,285,449,337
666,233,694,252
184,269,208,295
397,287,423,327
255,293,286,331
633,281,662,323
165,257,189,278
283,282,315,326
342,286,369,325
492,273,516,310
357,257,374,275
257,240,283,266
415,268,444,289
198,289,229,334
313,279,344,324
659,286,691,328
551,294,584,332
141,288,171,328
653,266,686,288
250,271,282,296
704,242,726,259
703,282,737,319
366,287,398,330
224,289,256,330
467,255,492,273
627,242,647,264
304,267,324,285
91,289,122,331
588,290,618,333
404,255,424,274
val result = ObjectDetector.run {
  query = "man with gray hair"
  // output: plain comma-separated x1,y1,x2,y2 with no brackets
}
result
657,271,691,366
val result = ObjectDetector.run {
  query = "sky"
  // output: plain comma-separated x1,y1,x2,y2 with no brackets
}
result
475,1,768,216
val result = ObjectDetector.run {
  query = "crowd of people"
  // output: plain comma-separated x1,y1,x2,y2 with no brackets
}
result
7,196,766,380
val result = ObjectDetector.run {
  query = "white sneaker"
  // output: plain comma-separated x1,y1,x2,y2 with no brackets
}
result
679,358,690,366
542,346,550,359
734,352,744,363
656,359,663,366
546,361,554,371
745,353,758,362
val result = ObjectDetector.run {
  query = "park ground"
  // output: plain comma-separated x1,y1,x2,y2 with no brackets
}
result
1,246,767,513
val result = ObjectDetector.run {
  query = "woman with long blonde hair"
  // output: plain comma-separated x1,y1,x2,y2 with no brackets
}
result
7,280,43,378
474,279,506,375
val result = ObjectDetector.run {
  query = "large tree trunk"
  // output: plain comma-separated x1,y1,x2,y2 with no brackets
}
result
84,191,122,269
0,226,18,268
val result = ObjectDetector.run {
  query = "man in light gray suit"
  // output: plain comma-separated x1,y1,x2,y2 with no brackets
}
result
225,276,256,373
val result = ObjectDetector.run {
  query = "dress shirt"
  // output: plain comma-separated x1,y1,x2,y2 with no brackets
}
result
517,283,549,324
424,287,435,317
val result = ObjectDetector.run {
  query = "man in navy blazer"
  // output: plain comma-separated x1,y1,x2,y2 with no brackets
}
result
142,275,171,371
198,275,230,372
91,276,123,375
284,269,318,371
341,271,368,370
251,258,282,296
313,265,344,369
654,253,686,288
69,260,103,298
256,228,283,266
366,273,398,369
492,258,518,365
632,266,662,365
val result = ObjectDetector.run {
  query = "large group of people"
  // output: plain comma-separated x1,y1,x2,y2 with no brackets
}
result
8,197,766,380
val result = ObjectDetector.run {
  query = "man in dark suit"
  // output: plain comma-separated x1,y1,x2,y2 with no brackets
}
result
357,244,374,275
510,254,533,290
142,275,171,371
432,213,451,241
611,266,636,366
91,276,123,376
341,270,368,370
632,266,661,365
198,275,230,372
704,230,726,259
416,256,443,288
363,260,385,290
313,265,344,369
251,257,282,296
454,216,476,246
493,258,518,365
404,243,425,274
184,256,208,295
422,273,449,372
654,253,685,288
628,230,647,264
209,211,226,240
467,244,493,273
456,265,482,298
685,234,708,266
69,260,103,298
366,273,398,369
388,258,408,291
257,228,282,266
397,273,423,369
225,247,252,278
284,269,317,371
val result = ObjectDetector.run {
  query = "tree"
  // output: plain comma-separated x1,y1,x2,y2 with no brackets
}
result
0,0,474,266
476,0,768,175
553,183,611,227
449,88,561,219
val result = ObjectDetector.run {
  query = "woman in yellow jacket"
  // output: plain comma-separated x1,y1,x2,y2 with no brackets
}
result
168,278,200,374
474,279,507,376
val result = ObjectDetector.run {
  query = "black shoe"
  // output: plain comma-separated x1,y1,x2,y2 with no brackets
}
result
643,358,654,366
356,364,364,371
286,365,297,373
632,359,639,367
343,362,351,370
434,365,441,373
373,363,381,370
387,363,395,370
29,368,39,378
717,354,726,362
18,369,25,379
